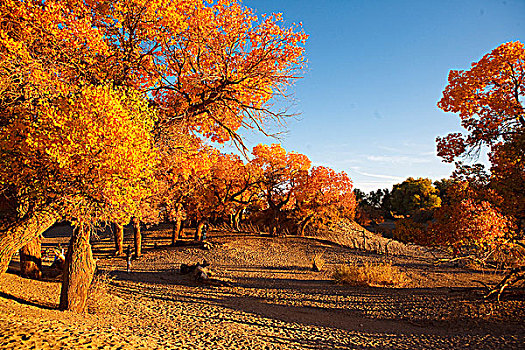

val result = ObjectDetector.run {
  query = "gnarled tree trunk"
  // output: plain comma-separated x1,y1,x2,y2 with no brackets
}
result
298,216,313,237
59,224,96,312
114,223,124,256
19,235,42,279
0,206,58,274
133,218,142,258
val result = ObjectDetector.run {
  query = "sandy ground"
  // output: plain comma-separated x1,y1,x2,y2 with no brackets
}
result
1,225,524,349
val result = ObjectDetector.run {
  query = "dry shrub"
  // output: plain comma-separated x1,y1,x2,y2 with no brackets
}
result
86,272,118,314
332,261,408,287
312,252,326,272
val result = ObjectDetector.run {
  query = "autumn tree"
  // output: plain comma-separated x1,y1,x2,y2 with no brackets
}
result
428,182,516,259
204,153,260,231
0,0,113,282
293,166,356,236
1,85,158,311
0,0,307,311
436,41,525,297
250,144,311,235
437,41,524,236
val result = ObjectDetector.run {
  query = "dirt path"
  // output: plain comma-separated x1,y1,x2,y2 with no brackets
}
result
1,229,524,349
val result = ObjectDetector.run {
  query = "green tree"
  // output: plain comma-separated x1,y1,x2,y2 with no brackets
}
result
390,178,441,216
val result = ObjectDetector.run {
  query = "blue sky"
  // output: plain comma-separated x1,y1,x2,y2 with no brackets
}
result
222,0,524,192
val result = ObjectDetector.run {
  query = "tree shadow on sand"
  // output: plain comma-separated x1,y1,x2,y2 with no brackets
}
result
104,265,525,339
0,290,57,310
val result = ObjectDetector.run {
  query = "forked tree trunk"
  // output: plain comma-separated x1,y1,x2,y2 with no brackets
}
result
113,223,124,256
59,224,96,312
133,218,142,258
19,235,42,279
298,216,313,237
171,219,182,245
0,206,58,274
195,221,205,241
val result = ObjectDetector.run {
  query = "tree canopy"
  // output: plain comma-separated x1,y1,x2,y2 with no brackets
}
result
436,41,524,162
390,177,441,216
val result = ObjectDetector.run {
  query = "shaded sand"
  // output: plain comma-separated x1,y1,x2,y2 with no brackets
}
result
1,227,524,349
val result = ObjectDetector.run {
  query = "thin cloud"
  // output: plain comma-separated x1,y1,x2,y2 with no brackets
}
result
377,145,404,153
351,169,405,181
366,155,432,164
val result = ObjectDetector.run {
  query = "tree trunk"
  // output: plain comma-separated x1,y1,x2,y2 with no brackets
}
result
233,209,243,232
298,216,313,237
0,206,58,274
229,213,234,228
19,235,42,279
133,218,142,258
171,203,184,245
171,219,182,245
270,210,279,236
270,224,277,237
59,224,96,312
113,223,124,256
195,221,204,241
298,222,307,237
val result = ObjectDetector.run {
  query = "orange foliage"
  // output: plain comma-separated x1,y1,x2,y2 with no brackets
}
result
1,0,307,227
151,0,308,144
428,182,515,256
437,41,525,162
154,138,217,224
435,41,524,262
205,153,259,221
0,85,158,224
0,0,309,311
490,133,525,223
392,218,427,244
294,166,356,235
248,144,356,235
250,143,311,218
72,0,308,144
